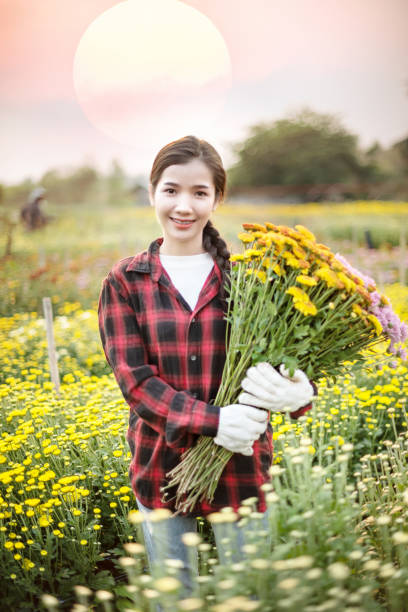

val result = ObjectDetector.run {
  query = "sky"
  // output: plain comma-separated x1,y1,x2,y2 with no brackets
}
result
1,0,407,185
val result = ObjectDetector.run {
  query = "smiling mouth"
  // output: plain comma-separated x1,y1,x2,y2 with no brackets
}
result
170,217,195,225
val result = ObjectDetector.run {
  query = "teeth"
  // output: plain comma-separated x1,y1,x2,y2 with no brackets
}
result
172,218,193,224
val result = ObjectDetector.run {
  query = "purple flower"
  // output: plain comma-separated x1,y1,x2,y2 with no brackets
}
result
398,348,407,361
334,252,407,361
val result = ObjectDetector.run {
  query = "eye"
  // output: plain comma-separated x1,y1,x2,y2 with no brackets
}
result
164,188,176,194
196,191,208,197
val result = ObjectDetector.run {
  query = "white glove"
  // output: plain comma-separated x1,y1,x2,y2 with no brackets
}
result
214,403,268,456
238,362,314,413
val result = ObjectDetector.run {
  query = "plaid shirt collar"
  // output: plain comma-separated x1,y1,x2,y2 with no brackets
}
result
125,237,223,287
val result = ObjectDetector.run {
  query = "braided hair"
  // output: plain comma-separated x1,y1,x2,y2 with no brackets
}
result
202,220,230,303
149,135,231,299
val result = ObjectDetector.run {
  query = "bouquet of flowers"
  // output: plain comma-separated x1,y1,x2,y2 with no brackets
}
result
163,222,408,513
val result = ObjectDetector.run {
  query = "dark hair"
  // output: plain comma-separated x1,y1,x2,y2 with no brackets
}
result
149,135,230,299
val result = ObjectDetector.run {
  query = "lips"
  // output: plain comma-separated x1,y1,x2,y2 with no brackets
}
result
170,217,195,226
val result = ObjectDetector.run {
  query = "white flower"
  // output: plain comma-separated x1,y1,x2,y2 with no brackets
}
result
123,542,145,555
278,578,299,590
153,577,181,592
96,590,114,601
392,531,408,545
181,532,202,547
118,556,136,568
328,562,350,580
178,598,205,610
41,595,59,609
376,515,391,526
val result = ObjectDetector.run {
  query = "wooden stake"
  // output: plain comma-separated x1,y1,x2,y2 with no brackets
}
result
42,297,60,394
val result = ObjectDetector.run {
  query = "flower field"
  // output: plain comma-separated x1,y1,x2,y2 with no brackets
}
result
1,286,408,610
1,201,408,610
1,200,408,317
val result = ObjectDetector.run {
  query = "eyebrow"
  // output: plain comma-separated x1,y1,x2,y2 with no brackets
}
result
163,181,211,190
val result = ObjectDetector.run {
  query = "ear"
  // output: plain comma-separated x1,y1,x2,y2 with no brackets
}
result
212,194,220,211
148,183,155,207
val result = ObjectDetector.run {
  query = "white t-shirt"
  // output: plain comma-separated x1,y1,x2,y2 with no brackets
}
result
159,252,214,311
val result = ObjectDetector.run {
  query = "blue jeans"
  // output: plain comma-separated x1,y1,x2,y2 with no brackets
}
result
136,497,272,596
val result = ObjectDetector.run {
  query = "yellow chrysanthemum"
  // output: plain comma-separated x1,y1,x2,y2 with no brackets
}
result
282,252,301,269
316,243,332,254
286,285,317,315
337,272,356,293
25,498,41,507
238,232,254,244
286,286,310,303
257,236,272,248
294,225,316,242
356,285,372,303
296,274,317,287
315,267,344,289
294,301,317,316
265,222,279,232
297,259,311,270
230,254,244,262
38,516,51,528
352,304,363,317
246,269,267,283
273,263,282,276
244,249,265,259
261,232,285,250
242,222,267,232
22,558,35,571
280,234,298,248
331,259,345,273
367,314,382,336
292,245,307,259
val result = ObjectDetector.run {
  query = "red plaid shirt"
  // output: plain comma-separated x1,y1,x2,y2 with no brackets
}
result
98,237,313,516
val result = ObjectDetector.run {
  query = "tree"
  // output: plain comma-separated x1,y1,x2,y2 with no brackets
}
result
392,137,408,176
106,159,127,204
40,165,100,204
227,108,375,187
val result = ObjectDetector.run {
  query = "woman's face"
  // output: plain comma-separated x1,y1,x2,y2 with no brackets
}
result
149,159,219,255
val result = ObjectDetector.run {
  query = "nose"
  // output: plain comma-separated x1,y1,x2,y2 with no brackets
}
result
173,194,194,214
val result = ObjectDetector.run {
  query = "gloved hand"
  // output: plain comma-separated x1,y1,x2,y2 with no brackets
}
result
238,362,314,413
214,403,268,456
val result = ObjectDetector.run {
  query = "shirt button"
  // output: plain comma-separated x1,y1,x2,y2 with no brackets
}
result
192,392,198,399
190,355,197,361
191,317,196,323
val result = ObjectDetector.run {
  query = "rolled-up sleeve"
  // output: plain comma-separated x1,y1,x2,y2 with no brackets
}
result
98,274,220,448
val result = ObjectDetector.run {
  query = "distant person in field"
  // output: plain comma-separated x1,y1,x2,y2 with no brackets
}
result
20,187,48,230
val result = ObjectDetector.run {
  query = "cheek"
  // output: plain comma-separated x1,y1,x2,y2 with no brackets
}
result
154,200,171,219
196,201,214,219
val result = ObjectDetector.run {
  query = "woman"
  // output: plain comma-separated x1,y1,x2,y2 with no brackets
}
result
98,134,315,591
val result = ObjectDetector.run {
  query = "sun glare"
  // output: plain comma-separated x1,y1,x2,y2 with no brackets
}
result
73,0,232,146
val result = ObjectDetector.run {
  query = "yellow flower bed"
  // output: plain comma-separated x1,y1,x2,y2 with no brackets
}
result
0,284,407,601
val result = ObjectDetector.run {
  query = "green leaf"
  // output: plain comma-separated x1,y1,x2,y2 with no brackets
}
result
282,356,298,377
267,302,278,318
87,569,116,590
293,325,309,340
